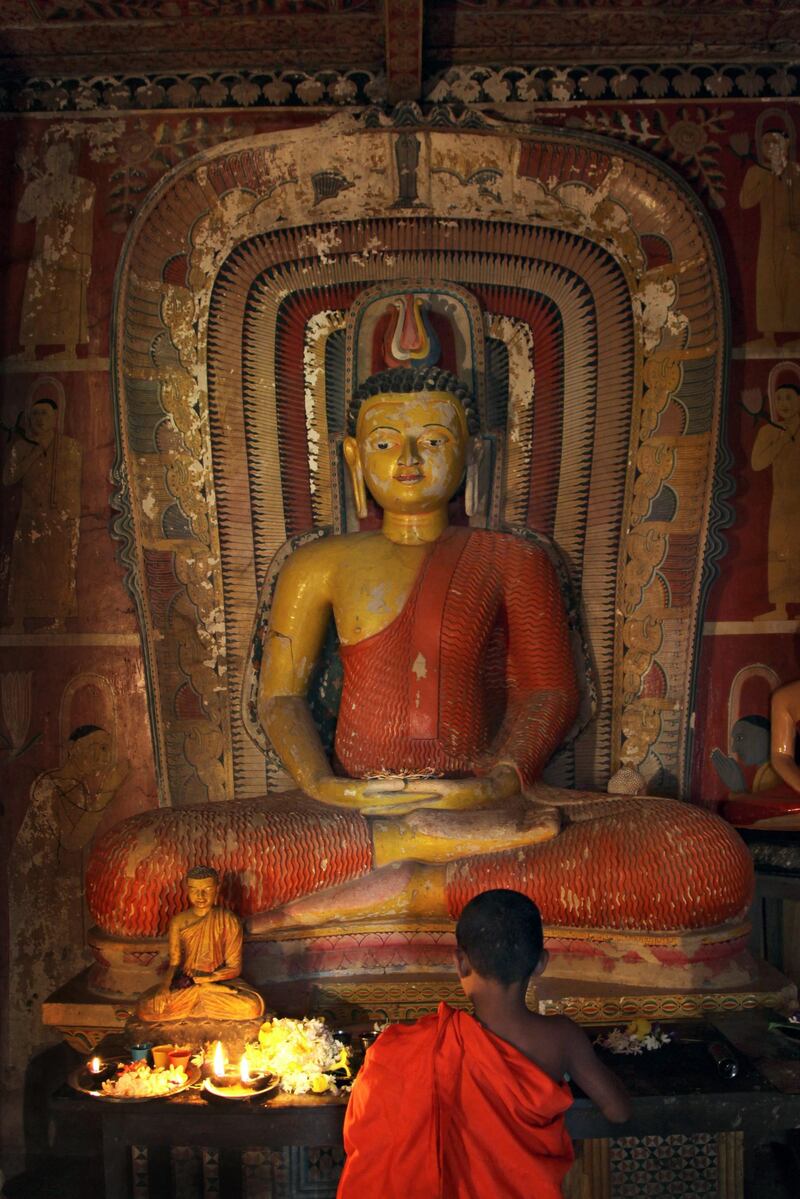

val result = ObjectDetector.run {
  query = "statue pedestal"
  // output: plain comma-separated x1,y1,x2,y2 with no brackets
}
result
44,953,796,1052
86,917,759,997
243,917,759,992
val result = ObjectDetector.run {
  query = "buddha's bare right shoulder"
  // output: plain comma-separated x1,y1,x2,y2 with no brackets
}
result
279,531,379,574
278,534,381,594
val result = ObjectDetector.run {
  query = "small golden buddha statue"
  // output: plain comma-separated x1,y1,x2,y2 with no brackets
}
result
136,866,264,1022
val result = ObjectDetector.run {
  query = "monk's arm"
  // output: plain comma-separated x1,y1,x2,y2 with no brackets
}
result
484,543,579,788
564,1024,631,1124
771,681,800,792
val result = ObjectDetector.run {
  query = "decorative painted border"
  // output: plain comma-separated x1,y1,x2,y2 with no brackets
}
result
2,61,797,113
0,69,386,113
426,63,800,105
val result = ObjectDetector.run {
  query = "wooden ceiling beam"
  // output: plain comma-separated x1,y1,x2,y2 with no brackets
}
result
384,0,424,106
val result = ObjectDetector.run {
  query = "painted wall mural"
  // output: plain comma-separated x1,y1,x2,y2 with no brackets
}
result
2,378,81,631
1,93,800,1089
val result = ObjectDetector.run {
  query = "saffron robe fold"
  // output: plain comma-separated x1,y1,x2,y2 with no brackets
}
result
337,1002,574,1199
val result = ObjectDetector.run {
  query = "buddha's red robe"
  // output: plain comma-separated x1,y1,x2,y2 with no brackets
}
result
335,526,579,786
337,1002,574,1199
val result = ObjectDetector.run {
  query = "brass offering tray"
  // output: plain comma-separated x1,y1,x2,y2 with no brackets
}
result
202,1073,280,1101
68,1062,200,1102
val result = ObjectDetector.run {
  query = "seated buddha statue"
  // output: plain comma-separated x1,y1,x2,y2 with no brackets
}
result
136,866,264,1022
87,366,753,962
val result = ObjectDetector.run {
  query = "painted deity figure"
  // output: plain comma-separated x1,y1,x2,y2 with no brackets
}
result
136,867,264,1022
750,366,800,620
2,396,82,631
15,143,96,361
712,715,781,795
739,121,800,356
88,368,752,953
7,725,129,1083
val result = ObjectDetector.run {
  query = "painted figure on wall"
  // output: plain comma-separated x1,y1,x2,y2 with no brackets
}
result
750,362,800,620
30,725,130,858
136,866,264,1023
716,666,800,829
739,111,800,356
7,722,129,1082
711,715,781,794
2,390,82,631
14,142,96,362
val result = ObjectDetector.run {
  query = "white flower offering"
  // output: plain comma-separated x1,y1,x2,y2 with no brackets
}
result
594,1018,672,1056
245,1016,350,1095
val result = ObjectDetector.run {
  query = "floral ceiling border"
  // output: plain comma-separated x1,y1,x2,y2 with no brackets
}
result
2,60,797,113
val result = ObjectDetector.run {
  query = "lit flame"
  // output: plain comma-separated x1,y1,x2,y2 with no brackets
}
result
240,1053,250,1084
212,1041,225,1077
89,1056,101,1073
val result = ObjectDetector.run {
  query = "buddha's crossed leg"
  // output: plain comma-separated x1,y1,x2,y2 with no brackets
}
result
246,802,560,932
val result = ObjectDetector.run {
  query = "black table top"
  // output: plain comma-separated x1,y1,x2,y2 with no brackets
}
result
50,1007,800,1144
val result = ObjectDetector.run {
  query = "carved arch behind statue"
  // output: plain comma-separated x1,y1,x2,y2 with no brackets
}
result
110,112,729,806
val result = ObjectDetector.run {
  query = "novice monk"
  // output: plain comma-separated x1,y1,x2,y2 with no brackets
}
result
337,889,630,1199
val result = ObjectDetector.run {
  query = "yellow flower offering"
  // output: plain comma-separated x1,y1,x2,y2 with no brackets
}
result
248,1016,349,1095
624,1018,652,1039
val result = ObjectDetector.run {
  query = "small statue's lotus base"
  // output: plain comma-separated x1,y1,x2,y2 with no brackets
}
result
123,1014,266,1058
87,926,168,998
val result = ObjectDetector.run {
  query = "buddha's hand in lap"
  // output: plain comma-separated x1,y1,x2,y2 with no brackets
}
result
309,775,405,810
344,764,522,816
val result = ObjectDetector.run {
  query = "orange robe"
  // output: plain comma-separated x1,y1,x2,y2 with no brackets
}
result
338,1003,574,1199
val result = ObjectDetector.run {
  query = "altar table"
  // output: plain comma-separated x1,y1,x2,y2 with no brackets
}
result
49,1008,800,1198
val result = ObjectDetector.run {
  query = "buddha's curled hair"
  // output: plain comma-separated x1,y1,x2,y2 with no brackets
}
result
186,865,219,883
349,365,479,436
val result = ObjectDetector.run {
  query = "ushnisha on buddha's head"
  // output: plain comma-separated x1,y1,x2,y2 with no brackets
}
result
185,865,220,915
343,365,480,519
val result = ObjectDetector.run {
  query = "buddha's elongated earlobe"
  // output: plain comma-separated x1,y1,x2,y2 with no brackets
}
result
464,436,486,518
343,436,368,519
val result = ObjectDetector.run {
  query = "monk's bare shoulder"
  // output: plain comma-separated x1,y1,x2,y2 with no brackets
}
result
520,1012,583,1072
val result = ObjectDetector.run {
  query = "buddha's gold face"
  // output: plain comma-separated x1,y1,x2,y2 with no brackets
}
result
353,391,469,513
187,876,218,913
